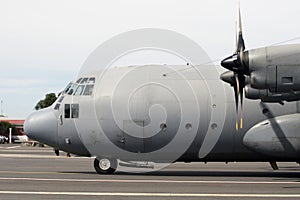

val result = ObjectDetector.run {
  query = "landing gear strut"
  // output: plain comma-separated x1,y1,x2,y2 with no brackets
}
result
269,161,279,170
94,158,117,174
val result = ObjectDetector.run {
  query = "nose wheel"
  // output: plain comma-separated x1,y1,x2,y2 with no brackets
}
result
94,157,117,174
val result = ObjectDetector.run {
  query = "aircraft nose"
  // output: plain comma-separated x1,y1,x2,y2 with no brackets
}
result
24,108,58,148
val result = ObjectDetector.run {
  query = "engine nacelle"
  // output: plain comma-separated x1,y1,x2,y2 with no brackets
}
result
243,113,300,159
248,44,300,92
245,84,300,102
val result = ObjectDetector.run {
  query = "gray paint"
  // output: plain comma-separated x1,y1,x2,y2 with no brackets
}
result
24,63,300,163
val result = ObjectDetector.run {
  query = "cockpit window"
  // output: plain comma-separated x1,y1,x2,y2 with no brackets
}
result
63,77,95,96
64,104,79,119
66,77,95,96
76,78,82,83
67,84,78,95
74,85,85,96
54,104,60,110
64,104,70,118
58,96,64,103
80,78,89,84
63,83,72,94
88,77,95,84
71,104,79,118
83,85,94,95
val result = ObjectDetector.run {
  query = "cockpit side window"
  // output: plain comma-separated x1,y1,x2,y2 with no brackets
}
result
54,104,60,110
63,83,72,94
83,85,94,96
71,104,79,118
64,104,79,119
64,104,70,118
58,96,64,103
53,95,64,111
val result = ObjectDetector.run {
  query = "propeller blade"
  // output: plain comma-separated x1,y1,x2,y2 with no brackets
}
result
239,75,245,129
234,74,239,131
236,3,245,53
220,2,249,132
235,73,240,96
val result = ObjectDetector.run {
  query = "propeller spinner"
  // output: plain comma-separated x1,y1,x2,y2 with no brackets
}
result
220,6,249,131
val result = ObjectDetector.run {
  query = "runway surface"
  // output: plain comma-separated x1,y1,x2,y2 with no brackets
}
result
0,144,300,200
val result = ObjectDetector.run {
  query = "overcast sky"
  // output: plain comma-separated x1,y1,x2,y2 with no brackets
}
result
1,0,300,119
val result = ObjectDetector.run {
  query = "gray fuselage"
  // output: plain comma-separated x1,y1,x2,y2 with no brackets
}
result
24,64,300,163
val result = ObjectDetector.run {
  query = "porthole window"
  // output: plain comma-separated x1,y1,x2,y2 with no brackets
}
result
160,123,167,131
185,123,192,130
211,123,218,130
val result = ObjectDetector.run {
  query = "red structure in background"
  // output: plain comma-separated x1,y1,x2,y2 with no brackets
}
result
0,118,25,136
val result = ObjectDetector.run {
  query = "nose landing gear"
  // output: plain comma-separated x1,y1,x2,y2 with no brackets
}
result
94,157,117,174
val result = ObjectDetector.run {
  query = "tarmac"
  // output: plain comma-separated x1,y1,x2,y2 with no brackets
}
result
0,144,300,200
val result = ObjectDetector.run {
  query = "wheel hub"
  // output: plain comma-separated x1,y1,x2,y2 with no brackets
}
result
99,158,111,170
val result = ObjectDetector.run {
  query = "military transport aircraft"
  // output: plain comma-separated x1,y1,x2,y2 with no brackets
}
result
24,8,300,174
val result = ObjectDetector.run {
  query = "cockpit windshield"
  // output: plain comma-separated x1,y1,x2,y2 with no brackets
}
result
68,84,78,95
62,77,96,96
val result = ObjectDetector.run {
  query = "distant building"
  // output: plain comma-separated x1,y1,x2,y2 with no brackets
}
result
0,117,25,136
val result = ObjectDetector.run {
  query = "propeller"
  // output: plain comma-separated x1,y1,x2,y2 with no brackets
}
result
220,4,249,131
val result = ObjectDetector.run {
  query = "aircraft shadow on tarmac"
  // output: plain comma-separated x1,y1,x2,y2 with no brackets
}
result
127,171,300,179
59,170,300,179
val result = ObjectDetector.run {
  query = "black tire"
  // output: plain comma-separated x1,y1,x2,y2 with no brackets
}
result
94,158,117,174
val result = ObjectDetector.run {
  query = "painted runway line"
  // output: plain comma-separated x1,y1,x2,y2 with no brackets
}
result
0,154,60,158
0,154,91,159
0,177,299,184
0,149,54,153
5,146,21,149
0,191,299,198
